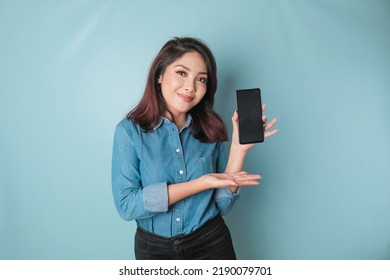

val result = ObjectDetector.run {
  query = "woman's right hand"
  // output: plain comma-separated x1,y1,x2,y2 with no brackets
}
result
201,171,262,189
168,171,261,206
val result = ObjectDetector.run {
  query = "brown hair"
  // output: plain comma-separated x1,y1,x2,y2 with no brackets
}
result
128,37,228,143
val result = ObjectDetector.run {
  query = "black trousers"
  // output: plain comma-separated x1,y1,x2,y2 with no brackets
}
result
134,215,236,260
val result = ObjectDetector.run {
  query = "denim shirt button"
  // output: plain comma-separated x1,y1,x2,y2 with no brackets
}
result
179,170,184,175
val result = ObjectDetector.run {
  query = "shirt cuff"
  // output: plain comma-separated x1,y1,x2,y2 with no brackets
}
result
214,187,241,202
143,182,168,213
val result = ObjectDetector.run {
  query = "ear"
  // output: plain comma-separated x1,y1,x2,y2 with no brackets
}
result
157,75,162,84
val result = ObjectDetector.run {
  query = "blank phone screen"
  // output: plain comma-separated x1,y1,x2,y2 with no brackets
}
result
235,88,264,144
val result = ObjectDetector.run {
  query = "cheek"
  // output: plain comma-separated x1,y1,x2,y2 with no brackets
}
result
160,73,181,91
199,85,207,96
195,90,207,103
161,83,177,98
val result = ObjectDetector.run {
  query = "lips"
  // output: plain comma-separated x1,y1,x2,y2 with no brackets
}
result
177,93,194,102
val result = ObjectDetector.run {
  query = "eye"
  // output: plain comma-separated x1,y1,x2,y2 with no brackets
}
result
198,77,208,84
176,71,186,77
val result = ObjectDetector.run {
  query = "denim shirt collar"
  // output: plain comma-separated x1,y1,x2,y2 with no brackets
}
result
153,114,193,132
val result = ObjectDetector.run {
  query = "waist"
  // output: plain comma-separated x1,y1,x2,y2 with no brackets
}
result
136,215,225,244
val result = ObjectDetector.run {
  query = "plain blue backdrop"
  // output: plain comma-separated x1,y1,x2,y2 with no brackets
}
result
1,0,389,259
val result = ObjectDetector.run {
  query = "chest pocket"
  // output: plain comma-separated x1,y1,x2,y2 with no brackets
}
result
197,156,216,175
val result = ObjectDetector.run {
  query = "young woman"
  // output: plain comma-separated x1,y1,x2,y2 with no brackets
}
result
112,37,278,260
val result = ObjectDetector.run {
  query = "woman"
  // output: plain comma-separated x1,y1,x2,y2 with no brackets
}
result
112,37,278,260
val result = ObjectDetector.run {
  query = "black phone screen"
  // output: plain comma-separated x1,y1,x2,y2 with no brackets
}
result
235,88,264,144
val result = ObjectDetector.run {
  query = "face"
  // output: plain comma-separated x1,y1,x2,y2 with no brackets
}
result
158,51,208,121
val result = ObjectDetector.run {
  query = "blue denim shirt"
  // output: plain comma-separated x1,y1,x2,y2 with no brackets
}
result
111,115,240,237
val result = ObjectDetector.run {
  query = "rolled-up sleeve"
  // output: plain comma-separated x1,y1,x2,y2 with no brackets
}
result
143,182,168,213
111,122,168,221
213,142,241,216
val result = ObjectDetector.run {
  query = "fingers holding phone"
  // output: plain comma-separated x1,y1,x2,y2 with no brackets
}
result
261,108,278,138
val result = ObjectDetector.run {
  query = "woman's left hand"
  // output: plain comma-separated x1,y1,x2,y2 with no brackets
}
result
231,104,279,152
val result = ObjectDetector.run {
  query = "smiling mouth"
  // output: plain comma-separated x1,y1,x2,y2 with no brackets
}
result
177,93,194,102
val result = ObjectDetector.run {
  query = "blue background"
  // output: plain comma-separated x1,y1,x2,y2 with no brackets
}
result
1,0,389,259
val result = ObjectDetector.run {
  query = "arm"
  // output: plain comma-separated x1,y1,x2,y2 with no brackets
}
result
112,122,170,221
167,171,260,206
227,105,279,193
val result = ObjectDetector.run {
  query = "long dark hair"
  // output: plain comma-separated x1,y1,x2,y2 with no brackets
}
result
128,37,228,143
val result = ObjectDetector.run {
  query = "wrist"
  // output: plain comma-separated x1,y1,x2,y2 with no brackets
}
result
231,142,249,153
198,175,211,191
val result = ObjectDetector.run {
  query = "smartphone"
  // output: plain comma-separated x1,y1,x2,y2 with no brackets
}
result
235,88,264,144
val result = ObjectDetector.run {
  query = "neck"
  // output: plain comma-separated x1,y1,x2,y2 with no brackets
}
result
164,111,187,130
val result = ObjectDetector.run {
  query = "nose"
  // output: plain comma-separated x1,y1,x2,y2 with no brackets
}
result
184,79,195,93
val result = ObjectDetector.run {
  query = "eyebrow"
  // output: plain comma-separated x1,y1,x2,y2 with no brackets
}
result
175,64,208,75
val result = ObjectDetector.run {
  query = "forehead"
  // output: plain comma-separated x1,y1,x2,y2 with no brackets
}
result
171,51,207,72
